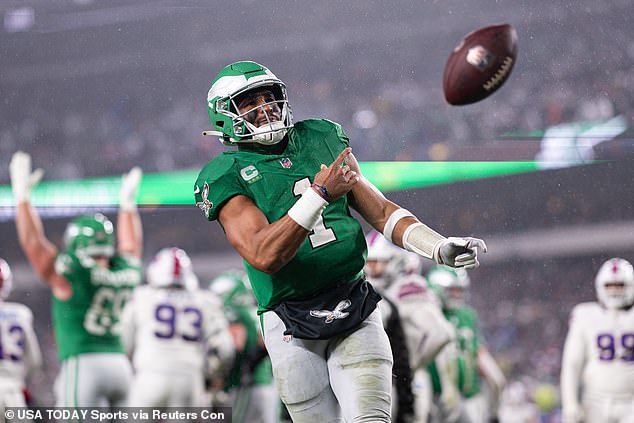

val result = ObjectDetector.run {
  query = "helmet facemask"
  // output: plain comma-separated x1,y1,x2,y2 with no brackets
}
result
595,258,634,309
231,85,290,145
64,213,115,258
205,61,293,146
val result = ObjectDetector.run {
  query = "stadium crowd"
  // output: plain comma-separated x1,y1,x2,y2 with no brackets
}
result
1,0,633,420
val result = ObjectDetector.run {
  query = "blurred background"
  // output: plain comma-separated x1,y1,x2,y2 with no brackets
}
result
1,0,633,417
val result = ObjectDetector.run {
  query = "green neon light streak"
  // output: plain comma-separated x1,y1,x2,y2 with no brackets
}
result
0,161,542,207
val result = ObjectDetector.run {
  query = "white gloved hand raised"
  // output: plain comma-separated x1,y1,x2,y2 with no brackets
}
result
434,236,487,269
119,166,143,212
9,151,44,203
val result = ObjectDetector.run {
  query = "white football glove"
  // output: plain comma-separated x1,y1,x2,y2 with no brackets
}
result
119,166,143,212
9,151,44,203
435,236,487,269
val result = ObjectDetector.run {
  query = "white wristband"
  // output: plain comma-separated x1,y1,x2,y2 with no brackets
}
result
383,208,415,243
403,222,446,260
287,187,328,230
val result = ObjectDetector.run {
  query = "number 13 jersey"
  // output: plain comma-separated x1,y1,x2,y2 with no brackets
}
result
195,119,367,313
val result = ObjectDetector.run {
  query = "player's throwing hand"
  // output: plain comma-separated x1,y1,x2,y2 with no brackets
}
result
313,147,359,202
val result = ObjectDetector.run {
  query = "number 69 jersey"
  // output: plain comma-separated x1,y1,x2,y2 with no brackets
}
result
194,119,367,314
53,252,142,360
561,302,634,402
120,285,232,374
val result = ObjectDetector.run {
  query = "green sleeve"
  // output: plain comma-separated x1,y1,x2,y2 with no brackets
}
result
194,153,247,221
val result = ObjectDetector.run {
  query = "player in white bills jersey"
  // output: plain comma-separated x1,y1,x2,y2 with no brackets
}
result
121,248,234,408
365,231,456,423
0,258,42,412
561,257,634,423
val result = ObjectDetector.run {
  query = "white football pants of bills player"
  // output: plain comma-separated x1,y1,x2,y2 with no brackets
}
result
128,369,204,408
262,308,393,423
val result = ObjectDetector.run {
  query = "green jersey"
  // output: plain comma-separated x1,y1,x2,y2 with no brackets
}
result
195,119,367,313
444,306,481,398
212,271,273,389
225,304,273,389
53,252,142,360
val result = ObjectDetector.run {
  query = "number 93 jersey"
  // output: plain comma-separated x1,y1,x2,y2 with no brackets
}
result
195,119,367,313
120,285,228,373
563,302,634,400
53,252,142,360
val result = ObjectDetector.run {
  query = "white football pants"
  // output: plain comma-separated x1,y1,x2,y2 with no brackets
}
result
0,384,28,423
464,392,489,423
262,308,393,423
583,395,634,423
54,352,132,408
127,368,204,408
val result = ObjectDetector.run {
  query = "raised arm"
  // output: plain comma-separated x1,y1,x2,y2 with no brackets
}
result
345,151,486,269
218,148,357,274
10,151,72,300
117,167,143,259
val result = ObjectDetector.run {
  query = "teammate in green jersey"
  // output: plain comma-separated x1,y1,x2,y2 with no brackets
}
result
10,151,143,407
427,266,506,423
195,60,487,422
209,270,277,423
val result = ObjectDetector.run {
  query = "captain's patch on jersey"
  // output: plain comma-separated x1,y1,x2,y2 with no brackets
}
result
240,165,262,184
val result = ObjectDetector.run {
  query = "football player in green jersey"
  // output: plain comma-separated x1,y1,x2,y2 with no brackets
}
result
10,151,143,408
195,60,487,422
427,266,506,423
209,270,277,423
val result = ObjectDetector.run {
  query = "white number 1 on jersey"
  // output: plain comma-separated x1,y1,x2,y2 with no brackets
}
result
293,178,336,248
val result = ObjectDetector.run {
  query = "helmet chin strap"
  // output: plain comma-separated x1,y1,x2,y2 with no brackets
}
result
249,121,287,145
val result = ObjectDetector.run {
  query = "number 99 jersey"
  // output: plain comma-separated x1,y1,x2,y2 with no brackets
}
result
561,302,634,402
194,119,367,314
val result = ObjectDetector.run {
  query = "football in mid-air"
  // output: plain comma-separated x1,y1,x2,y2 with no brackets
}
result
442,23,518,106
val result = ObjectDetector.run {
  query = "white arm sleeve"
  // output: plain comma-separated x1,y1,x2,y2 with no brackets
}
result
382,208,446,260
403,222,446,260
560,309,586,414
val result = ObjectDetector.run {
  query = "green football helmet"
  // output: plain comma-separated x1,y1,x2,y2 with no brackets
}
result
204,61,293,146
63,213,115,257
426,265,471,309
209,269,254,308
